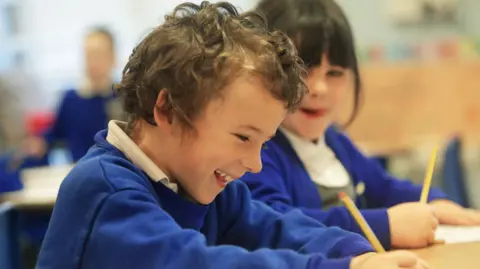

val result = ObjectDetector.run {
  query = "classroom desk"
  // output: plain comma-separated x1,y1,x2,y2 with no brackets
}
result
413,242,480,269
0,165,72,208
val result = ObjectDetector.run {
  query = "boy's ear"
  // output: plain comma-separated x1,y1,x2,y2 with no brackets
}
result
153,90,174,126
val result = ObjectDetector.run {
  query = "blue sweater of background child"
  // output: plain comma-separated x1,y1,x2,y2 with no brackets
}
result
240,126,448,249
43,89,114,161
35,130,374,269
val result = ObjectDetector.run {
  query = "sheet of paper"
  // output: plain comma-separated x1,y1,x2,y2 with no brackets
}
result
435,225,480,244
21,165,73,183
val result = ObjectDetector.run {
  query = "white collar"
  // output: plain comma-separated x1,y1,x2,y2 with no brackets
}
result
280,127,350,187
106,120,178,192
280,127,328,159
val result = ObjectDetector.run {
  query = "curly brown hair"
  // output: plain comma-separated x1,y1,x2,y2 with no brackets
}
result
115,1,307,133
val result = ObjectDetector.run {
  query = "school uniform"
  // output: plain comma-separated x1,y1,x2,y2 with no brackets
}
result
240,126,448,249
36,121,374,269
42,87,122,162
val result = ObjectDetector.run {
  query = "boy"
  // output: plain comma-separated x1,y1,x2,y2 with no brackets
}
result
36,2,429,269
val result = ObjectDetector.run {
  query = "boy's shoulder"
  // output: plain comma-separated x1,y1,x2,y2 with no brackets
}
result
58,146,155,206
37,146,167,269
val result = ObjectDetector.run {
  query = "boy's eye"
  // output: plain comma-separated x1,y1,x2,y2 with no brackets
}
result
327,70,344,77
234,134,250,142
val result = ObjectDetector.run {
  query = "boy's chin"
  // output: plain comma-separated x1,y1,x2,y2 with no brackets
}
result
191,192,218,205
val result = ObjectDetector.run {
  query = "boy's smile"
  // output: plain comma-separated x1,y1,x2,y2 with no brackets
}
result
214,169,234,188
142,74,287,204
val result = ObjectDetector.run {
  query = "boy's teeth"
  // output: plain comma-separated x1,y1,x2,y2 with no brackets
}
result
216,170,232,182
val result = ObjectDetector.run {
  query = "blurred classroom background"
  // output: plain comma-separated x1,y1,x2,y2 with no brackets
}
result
1,0,480,268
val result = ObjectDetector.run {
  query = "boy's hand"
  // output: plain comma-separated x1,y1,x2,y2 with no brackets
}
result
430,200,480,225
350,251,432,269
387,202,438,249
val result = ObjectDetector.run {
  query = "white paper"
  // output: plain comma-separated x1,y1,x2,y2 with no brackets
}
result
435,225,480,244
21,165,73,184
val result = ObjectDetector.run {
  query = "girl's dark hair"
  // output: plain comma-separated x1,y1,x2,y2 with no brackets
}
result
256,0,361,126
115,1,307,133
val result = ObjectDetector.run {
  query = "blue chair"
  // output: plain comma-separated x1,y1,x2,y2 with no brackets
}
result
0,203,21,269
441,136,470,207
1,152,50,265
0,155,23,193
1,152,50,193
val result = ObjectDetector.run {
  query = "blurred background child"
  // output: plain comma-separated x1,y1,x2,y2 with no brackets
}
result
22,27,123,163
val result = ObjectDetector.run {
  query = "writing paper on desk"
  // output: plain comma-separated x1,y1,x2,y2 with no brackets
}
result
435,225,480,244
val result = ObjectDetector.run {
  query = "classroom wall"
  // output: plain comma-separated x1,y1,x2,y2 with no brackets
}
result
2,0,480,108
1,0,258,108
336,0,480,45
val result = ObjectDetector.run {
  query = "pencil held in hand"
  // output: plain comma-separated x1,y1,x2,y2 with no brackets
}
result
420,146,438,204
338,192,385,253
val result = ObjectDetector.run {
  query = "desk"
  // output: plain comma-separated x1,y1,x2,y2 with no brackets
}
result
413,242,480,269
0,165,72,208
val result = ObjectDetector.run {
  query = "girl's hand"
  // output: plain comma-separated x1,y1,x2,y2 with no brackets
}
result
350,251,432,269
430,200,480,226
387,202,438,249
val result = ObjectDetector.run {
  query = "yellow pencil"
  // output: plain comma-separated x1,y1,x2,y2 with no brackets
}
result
420,146,438,204
338,192,385,253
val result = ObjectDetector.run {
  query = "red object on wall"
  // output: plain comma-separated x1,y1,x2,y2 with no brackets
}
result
436,39,458,59
368,46,384,62
25,112,54,136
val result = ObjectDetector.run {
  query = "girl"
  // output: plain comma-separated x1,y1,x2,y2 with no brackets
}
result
241,0,480,250
35,2,428,269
